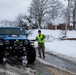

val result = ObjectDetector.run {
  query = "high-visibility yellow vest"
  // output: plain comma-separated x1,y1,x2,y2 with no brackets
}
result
36,34,44,43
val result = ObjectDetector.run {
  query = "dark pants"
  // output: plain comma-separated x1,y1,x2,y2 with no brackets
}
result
38,43,45,57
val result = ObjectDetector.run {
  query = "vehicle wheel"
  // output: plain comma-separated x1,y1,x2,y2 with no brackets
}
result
0,47,4,63
0,45,5,63
0,55,3,63
27,47,36,64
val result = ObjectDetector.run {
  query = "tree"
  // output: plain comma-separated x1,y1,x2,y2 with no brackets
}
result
73,1,76,30
65,0,76,30
29,0,63,29
16,14,29,29
63,0,76,30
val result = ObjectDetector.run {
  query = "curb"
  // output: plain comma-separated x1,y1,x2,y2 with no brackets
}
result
46,51,76,65
36,57,76,75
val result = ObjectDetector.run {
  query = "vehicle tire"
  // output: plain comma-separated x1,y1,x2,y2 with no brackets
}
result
0,46,4,63
0,55,3,63
27,47,36,64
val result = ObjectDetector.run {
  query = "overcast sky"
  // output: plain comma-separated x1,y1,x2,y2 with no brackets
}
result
0,0,32,21
0,0,67,21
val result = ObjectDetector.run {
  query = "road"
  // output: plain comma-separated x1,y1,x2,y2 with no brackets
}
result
0,50,76,75
0,60,51,75
36,49,76,75
42,53,76,73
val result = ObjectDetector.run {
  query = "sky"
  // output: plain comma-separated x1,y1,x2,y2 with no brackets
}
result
0,0,32,21
28,29,76,62
0,0,67,21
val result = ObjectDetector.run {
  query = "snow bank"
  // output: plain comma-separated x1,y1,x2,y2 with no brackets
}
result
0,64,36,75
28,29,76,63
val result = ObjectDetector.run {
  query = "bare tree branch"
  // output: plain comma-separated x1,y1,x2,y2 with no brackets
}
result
29,0,63,28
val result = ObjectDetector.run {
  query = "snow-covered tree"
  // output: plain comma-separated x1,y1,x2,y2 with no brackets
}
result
72,0,76,30
16,14,29,29
62,0,76,30
29,0,63,28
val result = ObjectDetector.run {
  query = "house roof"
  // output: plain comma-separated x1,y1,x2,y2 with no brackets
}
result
52,16,65,25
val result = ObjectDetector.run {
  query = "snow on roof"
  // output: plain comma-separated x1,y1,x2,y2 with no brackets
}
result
52,16,65,25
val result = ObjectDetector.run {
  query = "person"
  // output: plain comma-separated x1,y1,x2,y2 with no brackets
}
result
36,30,46,58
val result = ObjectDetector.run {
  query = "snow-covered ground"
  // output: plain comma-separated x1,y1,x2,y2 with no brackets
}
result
28,29,76,62
0,66,36,75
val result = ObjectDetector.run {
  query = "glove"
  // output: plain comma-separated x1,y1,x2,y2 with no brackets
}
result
41,38,43,40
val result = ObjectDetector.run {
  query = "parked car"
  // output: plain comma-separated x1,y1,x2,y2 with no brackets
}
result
0,27,36,64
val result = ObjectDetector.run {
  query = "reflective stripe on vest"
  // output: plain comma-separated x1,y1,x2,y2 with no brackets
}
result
37,34,44,43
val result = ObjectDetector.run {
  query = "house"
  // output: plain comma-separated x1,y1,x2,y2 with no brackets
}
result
48,15,73,30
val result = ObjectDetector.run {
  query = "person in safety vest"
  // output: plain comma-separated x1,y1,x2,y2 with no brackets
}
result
36,30,46,58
